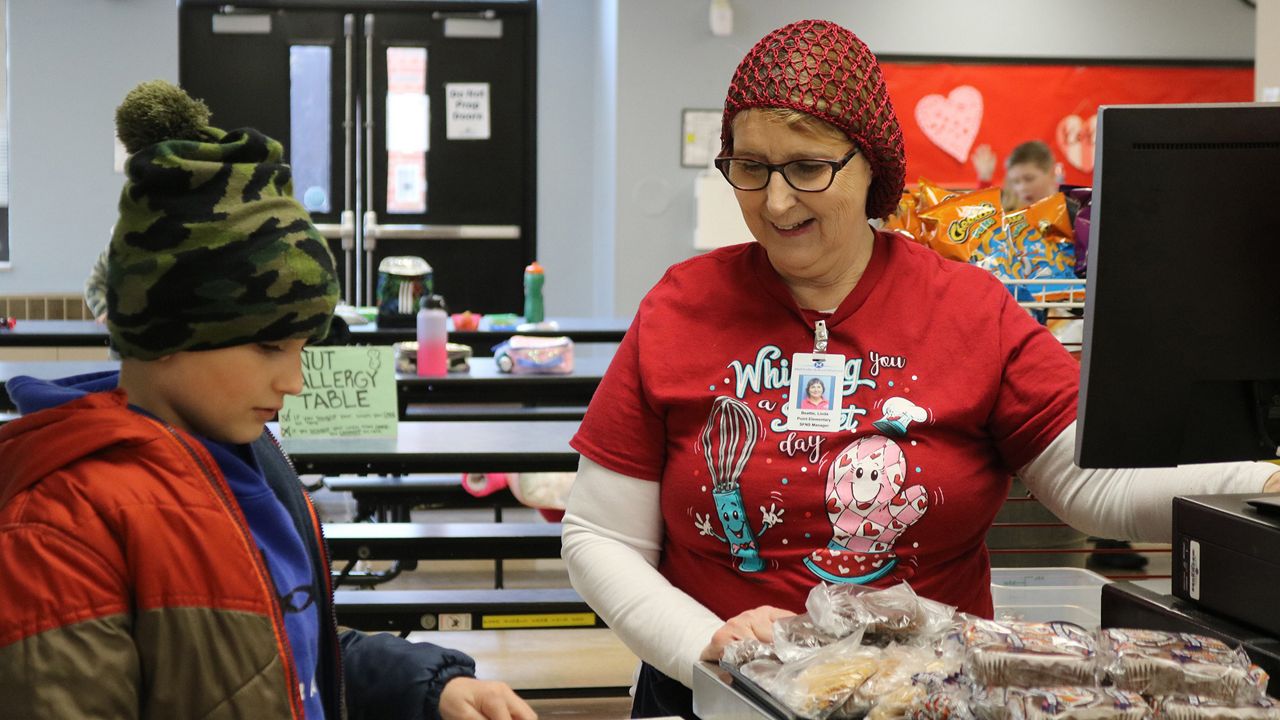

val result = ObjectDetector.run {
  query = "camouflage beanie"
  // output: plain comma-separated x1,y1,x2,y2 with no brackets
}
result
107,80,338,360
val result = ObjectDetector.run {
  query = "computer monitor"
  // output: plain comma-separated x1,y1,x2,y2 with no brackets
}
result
1076,103,1280,468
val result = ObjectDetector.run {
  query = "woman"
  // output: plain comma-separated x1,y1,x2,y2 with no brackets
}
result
562,19,1279,719
800,377,829,410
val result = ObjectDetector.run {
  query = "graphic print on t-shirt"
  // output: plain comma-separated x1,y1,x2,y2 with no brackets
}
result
692,396,783,572
803,433,930,583
694,344,933,583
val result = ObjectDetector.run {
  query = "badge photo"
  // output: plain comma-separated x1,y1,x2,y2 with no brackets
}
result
785,352,845,433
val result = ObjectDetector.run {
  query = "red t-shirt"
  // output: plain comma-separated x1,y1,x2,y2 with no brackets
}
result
571,231,1078,620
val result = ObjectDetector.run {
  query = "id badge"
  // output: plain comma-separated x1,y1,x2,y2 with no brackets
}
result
785,352,845,432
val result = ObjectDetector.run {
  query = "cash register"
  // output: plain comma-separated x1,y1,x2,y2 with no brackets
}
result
1075,102,1280,691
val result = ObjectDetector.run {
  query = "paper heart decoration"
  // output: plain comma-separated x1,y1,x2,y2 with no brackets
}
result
915,86,984,163
1056,113,1097,173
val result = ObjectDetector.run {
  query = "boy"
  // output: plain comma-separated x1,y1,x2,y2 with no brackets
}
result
1003,140,1063,209
0,80,536,720
1001,141,1139,569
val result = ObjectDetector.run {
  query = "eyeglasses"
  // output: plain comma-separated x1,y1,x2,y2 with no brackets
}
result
714,148,860,192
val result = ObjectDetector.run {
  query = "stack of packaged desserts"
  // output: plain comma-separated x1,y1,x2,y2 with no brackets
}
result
719,582,1279,720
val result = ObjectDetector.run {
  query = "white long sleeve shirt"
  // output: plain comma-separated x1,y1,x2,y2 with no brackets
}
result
561,420,1276,688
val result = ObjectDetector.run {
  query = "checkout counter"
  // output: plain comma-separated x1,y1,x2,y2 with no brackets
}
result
689,493,1280,718
1101,493,1280,691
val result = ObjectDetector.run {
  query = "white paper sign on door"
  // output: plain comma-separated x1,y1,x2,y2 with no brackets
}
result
445,83,491,140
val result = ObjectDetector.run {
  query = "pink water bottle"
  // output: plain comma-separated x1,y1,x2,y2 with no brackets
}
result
415,294,448,377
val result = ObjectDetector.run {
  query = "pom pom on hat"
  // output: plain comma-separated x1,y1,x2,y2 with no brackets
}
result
107,81,338,359
114,80,214,154
721,19,906,220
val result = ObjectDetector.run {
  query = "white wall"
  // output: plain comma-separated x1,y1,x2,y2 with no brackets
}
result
1258,0,1280,100
610,0,1256,318
0,0,1259,322
2,0,177,293
536,0,615,318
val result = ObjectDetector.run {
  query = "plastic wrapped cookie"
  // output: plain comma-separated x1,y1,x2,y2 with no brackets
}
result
962,619,1099,688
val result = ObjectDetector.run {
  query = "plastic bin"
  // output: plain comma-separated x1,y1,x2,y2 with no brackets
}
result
991,567,1110,628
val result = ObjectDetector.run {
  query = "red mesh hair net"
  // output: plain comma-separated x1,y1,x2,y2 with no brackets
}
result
721,19,906,220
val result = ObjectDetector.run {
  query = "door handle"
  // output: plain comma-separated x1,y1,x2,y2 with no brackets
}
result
342,13,356,304
364,13,377,304
362,210,520,242
314,211,357,248
372,224,521,241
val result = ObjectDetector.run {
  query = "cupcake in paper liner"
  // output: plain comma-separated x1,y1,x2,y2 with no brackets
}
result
1154,694,1280,720
962,619,1099,688
1099,629,1268,703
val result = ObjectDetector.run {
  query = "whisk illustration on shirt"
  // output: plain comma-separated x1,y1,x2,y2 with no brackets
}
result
693,396,782,573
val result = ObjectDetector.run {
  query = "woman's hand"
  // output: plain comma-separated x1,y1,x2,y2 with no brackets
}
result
699,605,796,662
438,677,537,720
1264,470,1280,494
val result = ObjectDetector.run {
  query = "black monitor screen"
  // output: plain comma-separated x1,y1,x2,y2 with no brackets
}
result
1076,103,1280,468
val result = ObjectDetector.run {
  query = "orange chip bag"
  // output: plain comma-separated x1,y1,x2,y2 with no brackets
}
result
1005,193,1077,303
916,177,962,211
918,187,1003,262
883,190,926,244
1023,192,1074,244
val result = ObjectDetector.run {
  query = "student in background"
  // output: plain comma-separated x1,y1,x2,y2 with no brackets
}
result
1003,140,1063,210
983,141,1137,569
975,140,1082,218
0,80,535,720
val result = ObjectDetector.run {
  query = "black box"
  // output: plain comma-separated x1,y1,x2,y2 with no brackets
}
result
1101,581,1280,697
1172,493,1280,637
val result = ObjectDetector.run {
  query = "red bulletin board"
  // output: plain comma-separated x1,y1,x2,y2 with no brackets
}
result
877,61,1254,188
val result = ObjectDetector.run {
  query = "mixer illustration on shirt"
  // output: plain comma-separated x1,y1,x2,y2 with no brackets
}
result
692,351,932,582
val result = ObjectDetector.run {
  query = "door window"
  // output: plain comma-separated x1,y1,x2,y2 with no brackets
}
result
385,46,428,214
290,44,333,214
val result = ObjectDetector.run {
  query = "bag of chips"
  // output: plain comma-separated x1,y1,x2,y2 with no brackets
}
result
919,187,1004,263
885,190,927,245
917,177,963,211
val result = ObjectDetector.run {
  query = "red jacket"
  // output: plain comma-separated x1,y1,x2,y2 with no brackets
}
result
0,386,474,719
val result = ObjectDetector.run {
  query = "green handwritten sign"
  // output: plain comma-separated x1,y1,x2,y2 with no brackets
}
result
279,346,398,438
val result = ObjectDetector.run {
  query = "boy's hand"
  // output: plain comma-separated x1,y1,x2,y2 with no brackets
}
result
972,143,997,184
1264,470,1280,494
438,677,537,720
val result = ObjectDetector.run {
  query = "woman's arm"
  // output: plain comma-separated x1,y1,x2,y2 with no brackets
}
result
561,457,725,688
1018,420,1277,542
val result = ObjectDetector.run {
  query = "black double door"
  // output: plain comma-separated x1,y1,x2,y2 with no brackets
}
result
179,1,537,313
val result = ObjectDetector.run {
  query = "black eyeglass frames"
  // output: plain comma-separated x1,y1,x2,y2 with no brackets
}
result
714,148,860,192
